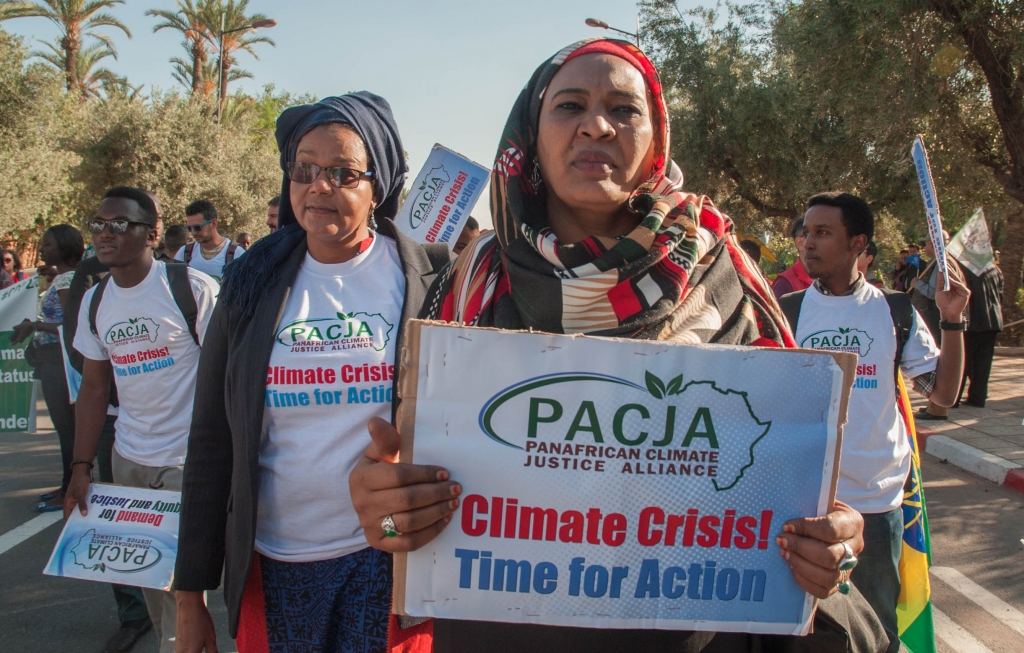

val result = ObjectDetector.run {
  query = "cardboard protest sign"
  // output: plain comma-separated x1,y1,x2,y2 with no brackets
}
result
911,135,950,291
395,145,490,246
395,322,856,635
0,276,38,432
947,208,995,276
44,483,180,590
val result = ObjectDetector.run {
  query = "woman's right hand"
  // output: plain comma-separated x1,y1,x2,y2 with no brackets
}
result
175,591,218,653
350,417,461,552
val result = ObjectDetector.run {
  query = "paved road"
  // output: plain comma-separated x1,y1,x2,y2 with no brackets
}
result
1,403,1022,652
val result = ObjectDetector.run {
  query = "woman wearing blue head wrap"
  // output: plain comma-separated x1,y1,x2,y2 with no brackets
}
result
175,92,452,652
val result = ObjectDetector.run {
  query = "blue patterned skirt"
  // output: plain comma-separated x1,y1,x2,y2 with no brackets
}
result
242,547,393,653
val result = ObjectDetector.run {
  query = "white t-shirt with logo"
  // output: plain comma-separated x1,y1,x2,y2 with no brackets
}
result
173,239,244,283
74,261,219,468
795,281,939,513
255,234,406,562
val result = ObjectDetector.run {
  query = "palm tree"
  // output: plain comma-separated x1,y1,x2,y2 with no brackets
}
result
32,37,119,97
147,0,214,96
0,2,37,21
3,0,131,93
205,0,274,116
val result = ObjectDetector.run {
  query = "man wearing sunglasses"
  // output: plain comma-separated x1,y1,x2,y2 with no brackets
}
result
67,187,220,653
174,199,244,283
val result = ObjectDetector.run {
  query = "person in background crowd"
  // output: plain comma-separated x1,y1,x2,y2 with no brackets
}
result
163,225,189,260
0,265,12,288
782,193,967,652
175,92,450,653
451,216,480,254
857,241,884,288
771,216,812,299
905,243,922,274
739,238,762,264
66,187,219,653
174,199,244,283
266,195,280,232
891,249,911,291
957,264,1004,408
910,231,956,421
350,39,885,652
143,189,170,261
236,232,252,250
3,248,26,282
10,225,83,513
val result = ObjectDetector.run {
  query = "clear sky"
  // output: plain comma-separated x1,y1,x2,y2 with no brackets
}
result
3,0,700,227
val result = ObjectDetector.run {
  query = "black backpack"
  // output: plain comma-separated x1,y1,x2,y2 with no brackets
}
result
778,287,914,386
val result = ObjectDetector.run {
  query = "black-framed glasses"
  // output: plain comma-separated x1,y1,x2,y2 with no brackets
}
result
286,162,375,188
86,218,153,235
186,218,214,233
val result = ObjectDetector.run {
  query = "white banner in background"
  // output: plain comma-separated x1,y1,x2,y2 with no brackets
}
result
911,135,950,290
0,276,38,432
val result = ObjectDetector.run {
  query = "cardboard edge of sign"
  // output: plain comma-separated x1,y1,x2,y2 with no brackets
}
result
392,319,858,626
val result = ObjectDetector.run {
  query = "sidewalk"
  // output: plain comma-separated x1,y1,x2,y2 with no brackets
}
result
912,351,1024,494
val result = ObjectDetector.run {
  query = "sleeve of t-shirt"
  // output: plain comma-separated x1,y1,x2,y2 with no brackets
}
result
52,271,74,291
187,269,220,346
174,246,185,262
233,245,246,259
900,308,940,379
73,286,109,362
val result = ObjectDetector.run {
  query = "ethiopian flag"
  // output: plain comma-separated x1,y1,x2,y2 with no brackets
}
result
895,374,936,653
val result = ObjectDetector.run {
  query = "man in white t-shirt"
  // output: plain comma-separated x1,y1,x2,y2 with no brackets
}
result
65,186,219,653
174,198,244,283
783,192,969,652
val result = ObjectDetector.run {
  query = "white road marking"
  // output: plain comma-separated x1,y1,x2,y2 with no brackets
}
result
0,512,63,556
932,566,1024,637
933,607,995,653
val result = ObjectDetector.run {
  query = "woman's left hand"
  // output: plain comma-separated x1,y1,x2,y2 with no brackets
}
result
9,319,34,344
777,501,864,599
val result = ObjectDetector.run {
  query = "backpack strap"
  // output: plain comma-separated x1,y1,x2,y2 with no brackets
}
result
777,290,807,340
165,262,200,346
87,274,120,408
184,242,195,264
225,242,237,264
879,287,914,384
422,243,454,275
88,274,112,337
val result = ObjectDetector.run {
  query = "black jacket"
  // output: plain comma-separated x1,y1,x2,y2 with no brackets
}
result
963,265,1004,332
175,219,449,636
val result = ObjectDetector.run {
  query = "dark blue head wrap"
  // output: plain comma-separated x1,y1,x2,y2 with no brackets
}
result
221,91,408,315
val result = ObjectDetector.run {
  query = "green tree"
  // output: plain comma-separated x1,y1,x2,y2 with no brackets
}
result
32,37,118,97
206,0,274,117
147,0,214,96
2,0,130,94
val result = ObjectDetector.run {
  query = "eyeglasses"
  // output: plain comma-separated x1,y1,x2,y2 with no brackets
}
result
186,218,214,233
86,218,153,235
286,162,375,188
2,257,11,264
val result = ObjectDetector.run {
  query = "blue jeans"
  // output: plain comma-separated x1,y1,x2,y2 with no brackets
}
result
851,507,902,653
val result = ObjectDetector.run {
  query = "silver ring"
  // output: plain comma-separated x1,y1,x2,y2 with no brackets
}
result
381,515,400,538
838,541,858,572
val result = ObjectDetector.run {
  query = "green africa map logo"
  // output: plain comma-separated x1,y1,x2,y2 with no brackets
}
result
70,529,162,573
409,166,450,229
276,311,393,351
105,317,159,345
479,371,771,491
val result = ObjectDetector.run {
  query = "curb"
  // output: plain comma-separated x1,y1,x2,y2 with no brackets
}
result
918,429,1024,496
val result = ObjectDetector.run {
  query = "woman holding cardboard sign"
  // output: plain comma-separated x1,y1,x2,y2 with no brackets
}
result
175,92,451,653
350,39,885,652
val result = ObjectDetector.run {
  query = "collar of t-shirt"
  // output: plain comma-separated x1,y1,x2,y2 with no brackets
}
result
813,273,865,297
